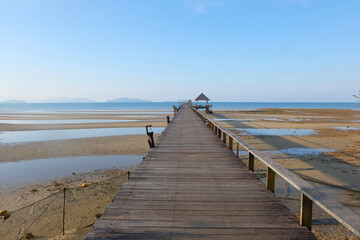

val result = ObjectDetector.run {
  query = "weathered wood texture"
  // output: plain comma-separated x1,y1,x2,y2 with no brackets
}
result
194,107,360,237
86,104,315,240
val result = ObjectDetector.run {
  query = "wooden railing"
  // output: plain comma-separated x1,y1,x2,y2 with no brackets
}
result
192,106,360,237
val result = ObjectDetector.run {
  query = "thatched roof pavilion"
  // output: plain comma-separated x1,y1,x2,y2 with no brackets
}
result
195,93,210,105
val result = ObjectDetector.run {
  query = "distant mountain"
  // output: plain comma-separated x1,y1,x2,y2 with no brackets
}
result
41,97,97,103
1,99,27,103
106,97,152,103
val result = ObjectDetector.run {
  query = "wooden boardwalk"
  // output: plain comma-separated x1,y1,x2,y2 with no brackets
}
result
86,105,316,240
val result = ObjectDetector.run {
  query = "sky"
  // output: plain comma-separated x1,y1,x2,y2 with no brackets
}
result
0,0,359,102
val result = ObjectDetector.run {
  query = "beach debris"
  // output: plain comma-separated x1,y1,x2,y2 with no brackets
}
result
23,232,34,239
82,183,89,188
0,209,7,216
2,213,10,220
53,181,61,187
95,213,102,219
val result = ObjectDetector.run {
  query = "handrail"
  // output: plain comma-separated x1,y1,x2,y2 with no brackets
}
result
191,105,360,237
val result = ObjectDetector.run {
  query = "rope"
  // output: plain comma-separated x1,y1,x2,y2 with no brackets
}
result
17,194,57,240
8,171,130,215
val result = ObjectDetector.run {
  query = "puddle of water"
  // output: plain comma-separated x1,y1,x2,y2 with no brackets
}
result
234,148,333,157
279,148,333,155
66,111,172,114
214,118,314,122
264,119,285,122
0,127,165,144
0,114,56,118
288,119,302,122
0,155,142,186
235,128,316,136
0,119,152,124
287,118,311,122
213,119,256,122
332,127,360,130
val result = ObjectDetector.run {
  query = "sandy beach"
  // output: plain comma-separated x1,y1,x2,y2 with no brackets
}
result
0,108,359,239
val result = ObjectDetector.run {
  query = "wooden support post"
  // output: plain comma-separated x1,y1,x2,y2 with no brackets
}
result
228,137,233,150
62,187,66,235
127,171,130,180
166,116,170,124
218,129,221,138
236,142,239,157
248,152,254,171
266,167,275,193
300,193,313,230
215,126,217,135
222,132,226,144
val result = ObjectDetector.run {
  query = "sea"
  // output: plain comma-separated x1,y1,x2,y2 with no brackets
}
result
0,102,359,112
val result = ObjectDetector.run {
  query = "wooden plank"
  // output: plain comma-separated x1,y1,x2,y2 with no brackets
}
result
248,152,254,172
266,167,275,193
196,107,360,237
301,193,313,230
85,104,316,240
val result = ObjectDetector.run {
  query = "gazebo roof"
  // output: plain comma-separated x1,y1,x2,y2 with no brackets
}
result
195,93,210,101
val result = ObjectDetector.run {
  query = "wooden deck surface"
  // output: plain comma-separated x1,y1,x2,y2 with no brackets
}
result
86,104,316,240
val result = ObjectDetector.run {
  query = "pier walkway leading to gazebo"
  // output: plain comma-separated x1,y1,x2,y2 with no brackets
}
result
85,104,318,239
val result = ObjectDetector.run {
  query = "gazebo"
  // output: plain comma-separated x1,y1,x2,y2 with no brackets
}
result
195,93,210,106
194,93,212,113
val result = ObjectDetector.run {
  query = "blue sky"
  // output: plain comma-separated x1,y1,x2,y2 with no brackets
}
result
0,0,359,102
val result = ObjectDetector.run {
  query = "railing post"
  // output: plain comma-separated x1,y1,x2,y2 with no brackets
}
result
228,137,233,150
215,126,218,135
236,142,239,157
222,132,226,144
266,167,275,193
218,129,221,138
300,193,313,230
248,152,254,171
62,187,66,235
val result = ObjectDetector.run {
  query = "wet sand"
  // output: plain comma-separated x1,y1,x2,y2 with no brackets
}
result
0,112,166,239
1,108,359,239
0,135,157,163
0,168,136,240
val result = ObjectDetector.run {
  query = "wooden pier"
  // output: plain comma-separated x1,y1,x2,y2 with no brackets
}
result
85,104,321,239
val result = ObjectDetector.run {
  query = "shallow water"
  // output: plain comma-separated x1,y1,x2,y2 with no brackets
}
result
0,127,165,144
0,119,153,124
64,111,173,114
264,119,285,121
287,118,311,122
0,155,142,186
213,119,256,122
234,148,333,156
332,127,360,130
235,128,316,136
